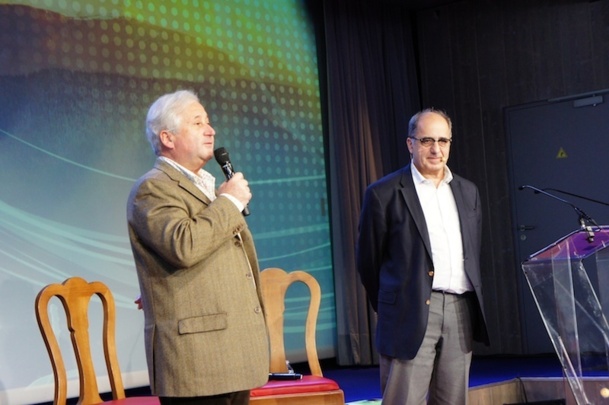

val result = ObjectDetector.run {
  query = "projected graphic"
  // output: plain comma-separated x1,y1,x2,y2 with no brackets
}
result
0,1,333,403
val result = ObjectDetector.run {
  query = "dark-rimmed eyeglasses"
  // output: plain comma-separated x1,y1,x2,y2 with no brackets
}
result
408,136,452,147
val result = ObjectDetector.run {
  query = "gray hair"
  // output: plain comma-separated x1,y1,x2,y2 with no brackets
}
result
407,108,452,138
145,89,200,155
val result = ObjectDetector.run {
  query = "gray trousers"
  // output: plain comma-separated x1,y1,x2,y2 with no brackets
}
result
380,291,474,405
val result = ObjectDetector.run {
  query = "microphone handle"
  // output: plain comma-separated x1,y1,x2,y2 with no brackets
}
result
221,162,250,217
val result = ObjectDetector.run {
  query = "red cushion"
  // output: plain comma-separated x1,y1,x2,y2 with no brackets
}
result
104,398,160,404
250,375,341,397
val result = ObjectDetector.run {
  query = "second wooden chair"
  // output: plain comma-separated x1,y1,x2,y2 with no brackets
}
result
250,268,345,405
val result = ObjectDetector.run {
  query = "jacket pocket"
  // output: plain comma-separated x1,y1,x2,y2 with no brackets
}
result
178,313,227,334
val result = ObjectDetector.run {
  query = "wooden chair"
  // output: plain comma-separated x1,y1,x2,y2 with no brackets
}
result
35,277,159,405
250,268,345,405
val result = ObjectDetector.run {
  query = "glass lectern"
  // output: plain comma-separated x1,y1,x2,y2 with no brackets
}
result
522,226,609,404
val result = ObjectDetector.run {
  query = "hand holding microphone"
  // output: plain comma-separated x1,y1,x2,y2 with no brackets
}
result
214,147,251,216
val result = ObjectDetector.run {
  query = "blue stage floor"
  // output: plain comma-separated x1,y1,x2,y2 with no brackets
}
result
34,354,572,405
323,354,566,403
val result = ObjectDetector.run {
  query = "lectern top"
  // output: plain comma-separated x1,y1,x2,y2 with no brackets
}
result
524,225,609,262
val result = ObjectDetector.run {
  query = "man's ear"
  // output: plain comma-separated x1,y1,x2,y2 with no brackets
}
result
406,137,414,155
159,130,174,149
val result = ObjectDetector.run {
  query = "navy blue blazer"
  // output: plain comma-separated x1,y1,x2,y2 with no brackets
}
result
356,164,489,360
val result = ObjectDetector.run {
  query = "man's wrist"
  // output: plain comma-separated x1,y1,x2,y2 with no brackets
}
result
220,193,245,212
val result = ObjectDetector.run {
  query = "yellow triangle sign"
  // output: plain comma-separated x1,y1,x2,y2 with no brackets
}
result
556,147,568,159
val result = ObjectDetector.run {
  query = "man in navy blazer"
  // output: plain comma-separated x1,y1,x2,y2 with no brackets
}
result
357,109,489,404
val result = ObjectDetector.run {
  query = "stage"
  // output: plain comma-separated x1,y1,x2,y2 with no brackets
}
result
321,354,609,404
34,354,609,404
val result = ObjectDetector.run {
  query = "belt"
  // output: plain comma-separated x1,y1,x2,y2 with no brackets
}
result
432,289,474,296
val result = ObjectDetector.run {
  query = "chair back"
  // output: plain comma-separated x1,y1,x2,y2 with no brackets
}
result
35,277,127,404
260,268,323,376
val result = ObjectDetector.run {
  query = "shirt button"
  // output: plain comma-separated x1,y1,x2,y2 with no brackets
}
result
254,306,261,313
425,299,431,305
428,270,434,277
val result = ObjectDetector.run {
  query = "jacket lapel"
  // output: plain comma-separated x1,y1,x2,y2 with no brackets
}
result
154,158,213,206
399,164,433,257
449,177,472,251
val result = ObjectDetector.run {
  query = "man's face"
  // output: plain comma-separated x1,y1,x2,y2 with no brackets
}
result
163,101,215,172
407,112,452,179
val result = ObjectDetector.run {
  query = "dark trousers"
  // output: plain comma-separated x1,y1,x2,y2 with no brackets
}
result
159,390,250,405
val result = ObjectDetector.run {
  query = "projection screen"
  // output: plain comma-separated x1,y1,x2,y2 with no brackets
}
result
0,1,334,403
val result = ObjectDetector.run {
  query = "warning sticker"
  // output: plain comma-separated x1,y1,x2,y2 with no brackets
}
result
556,147,568,159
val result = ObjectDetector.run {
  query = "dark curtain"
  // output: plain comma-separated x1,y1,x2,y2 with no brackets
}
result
321,0,421,366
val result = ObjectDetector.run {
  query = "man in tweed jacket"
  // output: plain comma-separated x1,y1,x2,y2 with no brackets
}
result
127,90,269,405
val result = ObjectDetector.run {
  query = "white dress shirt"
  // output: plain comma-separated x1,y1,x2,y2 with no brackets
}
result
159,156,244,211
411,164,473,294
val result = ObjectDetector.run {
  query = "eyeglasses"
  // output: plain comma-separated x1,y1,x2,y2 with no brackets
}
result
409,136,452,147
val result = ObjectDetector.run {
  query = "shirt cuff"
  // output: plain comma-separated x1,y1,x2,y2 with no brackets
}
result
219,193,245,213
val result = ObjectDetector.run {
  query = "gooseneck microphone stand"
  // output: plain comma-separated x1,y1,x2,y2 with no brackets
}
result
542,188,609,207
519,185,600,243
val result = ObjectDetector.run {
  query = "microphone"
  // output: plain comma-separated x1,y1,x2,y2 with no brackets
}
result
214,147,250,216
519,185,598,242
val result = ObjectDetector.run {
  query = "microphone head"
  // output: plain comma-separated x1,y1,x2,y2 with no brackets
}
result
214,147,230,164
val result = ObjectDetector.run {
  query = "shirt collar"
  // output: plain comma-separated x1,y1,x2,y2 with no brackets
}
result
159,156,216,198
410,161,453,185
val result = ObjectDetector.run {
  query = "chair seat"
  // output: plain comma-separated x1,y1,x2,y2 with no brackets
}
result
250,375,341,397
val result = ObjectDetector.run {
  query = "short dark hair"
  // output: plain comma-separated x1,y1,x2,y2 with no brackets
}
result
408,108,452,138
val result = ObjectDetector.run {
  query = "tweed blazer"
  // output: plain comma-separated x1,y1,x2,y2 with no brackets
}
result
357,164,489,360
127,158,269,397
